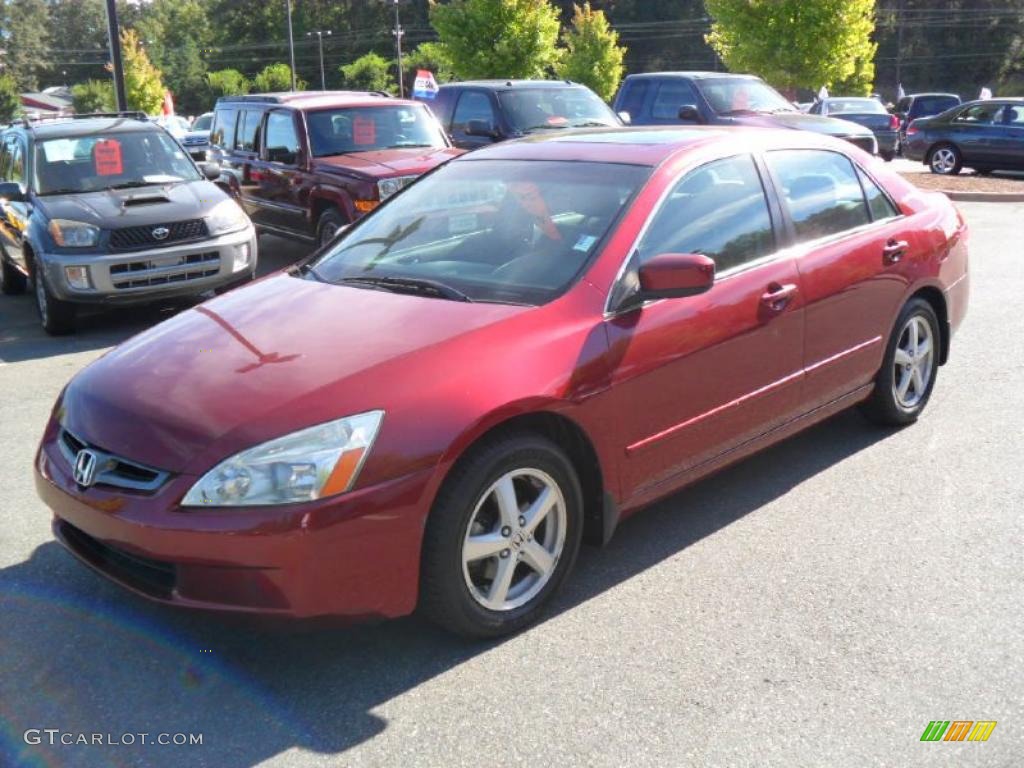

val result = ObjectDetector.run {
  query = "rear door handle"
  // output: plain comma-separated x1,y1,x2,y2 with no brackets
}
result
760,282,798,313
883,239,909,263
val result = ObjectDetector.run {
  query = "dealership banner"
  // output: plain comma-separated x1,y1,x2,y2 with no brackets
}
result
413,70,439,100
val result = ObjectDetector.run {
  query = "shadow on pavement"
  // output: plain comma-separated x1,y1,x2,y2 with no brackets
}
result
0,235,307,365
1,409,891,767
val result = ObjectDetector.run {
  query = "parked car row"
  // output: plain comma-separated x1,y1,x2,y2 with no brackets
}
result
903,98,1024,175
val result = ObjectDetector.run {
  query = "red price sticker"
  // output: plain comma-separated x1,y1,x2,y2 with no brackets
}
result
352,116,377,146
94,139,123,176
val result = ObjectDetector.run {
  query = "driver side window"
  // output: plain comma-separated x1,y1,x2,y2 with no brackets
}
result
452,92,496,134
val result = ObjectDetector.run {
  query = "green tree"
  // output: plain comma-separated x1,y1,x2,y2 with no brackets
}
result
135,0,214,114
554,3,626,102
705,0,878,94
206,69,251,98
46,0,109,85
3,0,51,90
71,79,116,113
401,42,455,95
339,52,397,93
0,73,22,123
252,63,305,93
120,28,166,113
430,0,562,80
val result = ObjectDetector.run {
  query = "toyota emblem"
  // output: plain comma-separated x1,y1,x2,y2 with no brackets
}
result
151,226,170,241
73,449,99,487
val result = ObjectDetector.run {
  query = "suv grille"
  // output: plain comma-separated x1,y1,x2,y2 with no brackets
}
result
109,251,221,290
110,219,208,250
57,520,176,598
59,428,169,492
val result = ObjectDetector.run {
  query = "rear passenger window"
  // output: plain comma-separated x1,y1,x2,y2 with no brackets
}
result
210,108,238,149
237,109,262,152
652,81,699,120
767,150,870,242
452,92,496,132
638,154,774,272
617,80,649,119
857,167,899,221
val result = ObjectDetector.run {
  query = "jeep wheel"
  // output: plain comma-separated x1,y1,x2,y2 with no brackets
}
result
316,209,347,248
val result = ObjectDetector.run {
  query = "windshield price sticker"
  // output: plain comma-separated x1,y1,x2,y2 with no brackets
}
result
353,116,377,146
94,139,124,176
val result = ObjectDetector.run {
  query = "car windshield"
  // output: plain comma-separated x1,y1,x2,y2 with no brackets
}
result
192,114,213,131
826,98,886,115
497,88,619,131
306,105,447,156
698,78,796,115
33,130,201,195
309,159,650,305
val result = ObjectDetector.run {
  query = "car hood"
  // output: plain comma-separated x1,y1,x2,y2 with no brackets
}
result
311,147,461,178
730,111,875,137
37,180,228,229
60,273,527,474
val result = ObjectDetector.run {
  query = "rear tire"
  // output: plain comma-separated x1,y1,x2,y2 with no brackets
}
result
1,257,27,295
419,432,583,639
860,298,940,426
928,144,962,175
32,254,76,335
880,151,895,162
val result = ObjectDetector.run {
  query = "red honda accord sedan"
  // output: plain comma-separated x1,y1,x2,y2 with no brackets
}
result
35,127,969,638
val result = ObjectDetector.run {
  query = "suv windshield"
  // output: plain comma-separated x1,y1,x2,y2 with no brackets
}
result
309,159,649,305
698,78,796,115
498,88,619,131
33,130,201,195
307,104,447,157
192,114,214,132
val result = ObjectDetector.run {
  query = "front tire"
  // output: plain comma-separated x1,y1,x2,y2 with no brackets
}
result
316,209,347,248
419,432,584,638
928,144,962,175
860,298,940,426
32,254,76,335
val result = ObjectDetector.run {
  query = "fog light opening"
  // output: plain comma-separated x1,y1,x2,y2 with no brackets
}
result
64,265,91,290
233,243,251,272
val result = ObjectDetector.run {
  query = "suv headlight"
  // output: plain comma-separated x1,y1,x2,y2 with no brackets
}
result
205,198,249,236
48,219,100,248
377,175,417,202
181,411,384,507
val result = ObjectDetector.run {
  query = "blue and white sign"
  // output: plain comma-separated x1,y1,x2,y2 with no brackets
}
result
413,69,439,100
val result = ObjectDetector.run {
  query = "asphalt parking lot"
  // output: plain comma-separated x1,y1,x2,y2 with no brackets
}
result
2,209,1022,767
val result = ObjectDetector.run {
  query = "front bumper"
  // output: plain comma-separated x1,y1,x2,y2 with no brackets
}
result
40,226,257,304
35,425,433,620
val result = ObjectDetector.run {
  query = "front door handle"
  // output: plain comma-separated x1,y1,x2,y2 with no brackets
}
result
760,282,798,313
883,239,909,263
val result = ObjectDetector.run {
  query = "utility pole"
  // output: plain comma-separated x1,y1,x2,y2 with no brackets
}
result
895,0,904,94
391,0,405,97
104,0,127,111
307,30,332,90
286,0,297,91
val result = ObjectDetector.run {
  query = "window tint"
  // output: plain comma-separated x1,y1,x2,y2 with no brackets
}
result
264,111,299,161
498,87,618,130
0,138,11,181
210,108,238,149
452,92,496,133
911,96,959,117
638,155,774,273
1007,105,1024,125
857,168,899,221
617,79,649,119
6,138,25,185
306,105,446,156
237,109,262,152
651,80,699,120
767,150,870,242
954,103,1003,124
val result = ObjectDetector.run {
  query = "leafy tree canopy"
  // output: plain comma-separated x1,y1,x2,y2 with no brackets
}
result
252,63,305,93
339,52,396,94
71,79,115,113
554,3,626,102
206,69,251,98
0,73,23,123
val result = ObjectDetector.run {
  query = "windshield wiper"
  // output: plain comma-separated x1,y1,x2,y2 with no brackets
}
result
39,188,88,196
340,276,472,302
571,121,615,128
521,123,569,131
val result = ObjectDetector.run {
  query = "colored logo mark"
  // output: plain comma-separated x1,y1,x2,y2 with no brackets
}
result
920,721,997,742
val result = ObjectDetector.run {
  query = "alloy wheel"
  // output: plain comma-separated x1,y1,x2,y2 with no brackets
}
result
461,468,567,611
930,147,958,174
892,315,935,410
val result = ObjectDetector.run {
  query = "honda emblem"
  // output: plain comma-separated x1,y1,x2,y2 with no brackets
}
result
73,449,99,487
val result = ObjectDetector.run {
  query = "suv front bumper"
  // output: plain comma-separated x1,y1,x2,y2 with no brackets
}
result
40,226,257,304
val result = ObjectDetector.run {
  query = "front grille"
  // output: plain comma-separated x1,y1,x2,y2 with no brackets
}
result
844,135,878,154
110,219,208,251
109,251,221,290
58,520,176,598
58,428,169,492
182,136,207,146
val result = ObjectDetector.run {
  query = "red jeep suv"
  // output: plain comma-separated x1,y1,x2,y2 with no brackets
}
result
209,92,461,246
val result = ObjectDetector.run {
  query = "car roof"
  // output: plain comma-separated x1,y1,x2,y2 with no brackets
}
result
624,71,761,81
438,80,588,90
907,93,960,99
215,91,417,110
456,125,844,166
17,116,160,139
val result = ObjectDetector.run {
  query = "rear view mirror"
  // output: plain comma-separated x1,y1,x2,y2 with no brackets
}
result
465,119,498,139
638,253,715,300
678,105,704,124
617,111,632,125
0,181,24,203
198,161,222,181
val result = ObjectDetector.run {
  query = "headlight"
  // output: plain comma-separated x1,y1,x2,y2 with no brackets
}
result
181,411,383,507
377,175,417,202
48,219,100,248
205,198,249,236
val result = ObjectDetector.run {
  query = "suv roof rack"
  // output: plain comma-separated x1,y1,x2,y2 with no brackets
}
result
20,111,148,129
215,91,392,105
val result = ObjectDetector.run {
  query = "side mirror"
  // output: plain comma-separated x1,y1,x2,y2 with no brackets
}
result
0,181,24,203
678,104,704,124
617,110,632,125
465,119,499,139
638,253,715,300
199,161,222,181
